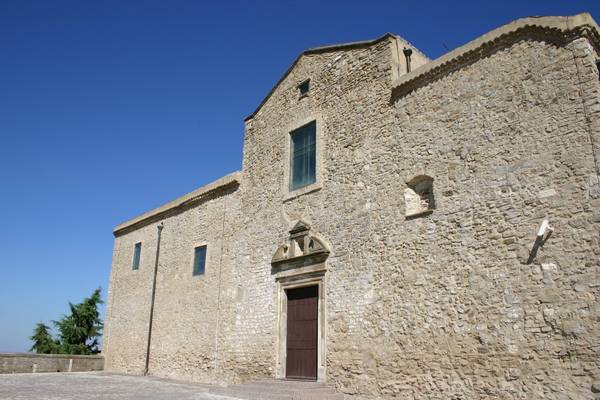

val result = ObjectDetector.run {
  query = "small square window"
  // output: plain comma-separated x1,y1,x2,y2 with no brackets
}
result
132,242,141,270
298,79,310,97
290,121,316,191
193,245,207,276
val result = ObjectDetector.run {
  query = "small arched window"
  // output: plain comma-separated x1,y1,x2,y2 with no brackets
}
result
404,175,434,217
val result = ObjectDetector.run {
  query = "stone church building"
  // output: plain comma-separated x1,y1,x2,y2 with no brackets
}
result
103,14,600,399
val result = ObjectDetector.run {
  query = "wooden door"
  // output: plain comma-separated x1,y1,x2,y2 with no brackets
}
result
286,285,318,380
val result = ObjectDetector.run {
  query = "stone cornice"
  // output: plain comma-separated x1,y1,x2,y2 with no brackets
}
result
391,13,600,100
113,171,241,237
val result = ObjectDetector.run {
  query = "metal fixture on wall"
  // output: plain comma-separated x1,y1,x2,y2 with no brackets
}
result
537,219,553,238
527,219,554,264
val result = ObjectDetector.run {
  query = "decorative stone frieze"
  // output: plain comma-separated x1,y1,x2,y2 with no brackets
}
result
271,221,330,267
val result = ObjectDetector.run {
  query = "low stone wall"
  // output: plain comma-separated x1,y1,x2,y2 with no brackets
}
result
0,353,104,374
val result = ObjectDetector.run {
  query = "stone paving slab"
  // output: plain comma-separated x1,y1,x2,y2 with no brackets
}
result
0,372,236,400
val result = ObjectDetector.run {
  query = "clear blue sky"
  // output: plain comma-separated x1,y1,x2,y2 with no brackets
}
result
1,0,598,352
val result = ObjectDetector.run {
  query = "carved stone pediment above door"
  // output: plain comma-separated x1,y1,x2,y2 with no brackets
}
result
271,221,330,276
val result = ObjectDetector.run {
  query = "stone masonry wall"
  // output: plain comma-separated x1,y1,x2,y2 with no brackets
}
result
235,33,600,399
104,27,600,400
103,186,241,383
234,38,400,383
104,219,160,375
106,36,408,384
327,37,600,399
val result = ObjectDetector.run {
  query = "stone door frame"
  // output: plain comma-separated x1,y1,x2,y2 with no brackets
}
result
275,270,326,382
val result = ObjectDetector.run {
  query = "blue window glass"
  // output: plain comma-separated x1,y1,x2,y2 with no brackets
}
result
290,121,316,191
132,242,141,270
193,245,207,276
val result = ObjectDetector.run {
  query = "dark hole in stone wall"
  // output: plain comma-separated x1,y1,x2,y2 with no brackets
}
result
405,176,435,218
298,79,310,97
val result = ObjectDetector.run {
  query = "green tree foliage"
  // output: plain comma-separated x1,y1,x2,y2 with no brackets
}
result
54,288,103,354
29,288,103,355
29,323,59,354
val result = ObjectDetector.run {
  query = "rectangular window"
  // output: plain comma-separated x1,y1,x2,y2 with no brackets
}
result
132,242,141,270
193,245,207,276
290,121,316,191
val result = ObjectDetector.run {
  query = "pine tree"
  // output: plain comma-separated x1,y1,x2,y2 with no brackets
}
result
53,288,104,355
29,323,58,354
29,288,104,355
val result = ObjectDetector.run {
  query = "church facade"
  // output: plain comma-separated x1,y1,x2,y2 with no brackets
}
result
103,14,600,399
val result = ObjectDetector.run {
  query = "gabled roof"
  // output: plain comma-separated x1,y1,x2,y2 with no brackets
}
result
244,33,401,122
392,13,600,99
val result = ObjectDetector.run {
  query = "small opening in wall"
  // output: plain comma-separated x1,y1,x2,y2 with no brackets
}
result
596,60,600,80
418,186,432,209
298,79,310,97
404,176,435,218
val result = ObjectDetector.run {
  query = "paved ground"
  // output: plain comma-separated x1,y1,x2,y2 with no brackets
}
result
0,372,236,400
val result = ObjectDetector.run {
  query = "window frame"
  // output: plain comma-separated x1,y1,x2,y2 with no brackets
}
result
191,244,208,276
282,115,324,201
132,242,142,270
289,120,317,192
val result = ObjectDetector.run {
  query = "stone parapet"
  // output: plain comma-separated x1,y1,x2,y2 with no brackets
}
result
0,353,104,374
